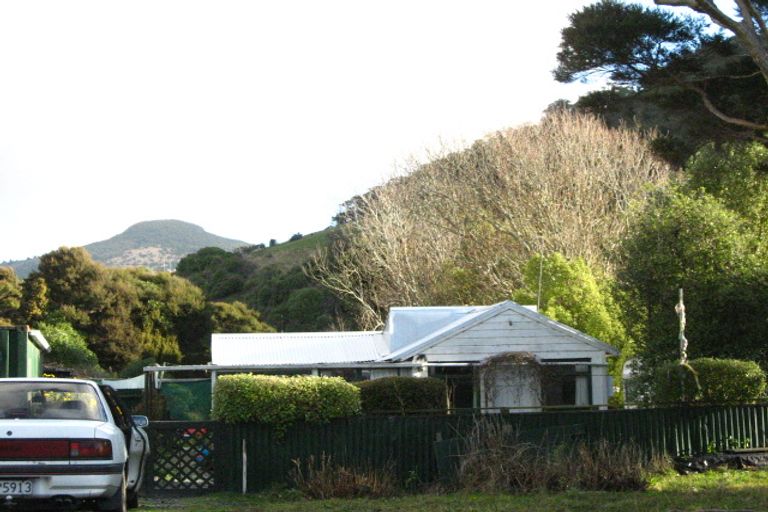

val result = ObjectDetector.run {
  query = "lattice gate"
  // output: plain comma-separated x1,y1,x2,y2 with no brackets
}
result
143,421,220,495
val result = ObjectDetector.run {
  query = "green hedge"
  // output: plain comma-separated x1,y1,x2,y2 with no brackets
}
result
356,377,446,413
212,374,361,431
651,358,766,404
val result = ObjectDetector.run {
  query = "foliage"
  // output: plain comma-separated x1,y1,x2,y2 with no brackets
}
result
311,111,670,329
0,266,21,324
176,232,354,332
355,377,446,414
212,374,361,431
515,254,628,352
694,358,767,404
651,358,766,404
37,319,103,375
617,186,768,367
19,275,48,324
208,301,275,334
648,361,702,404
556,1,698,84
685,142,768,234
555,1,768,165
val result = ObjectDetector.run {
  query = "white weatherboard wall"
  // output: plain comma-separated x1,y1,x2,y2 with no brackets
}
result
422,310,606,362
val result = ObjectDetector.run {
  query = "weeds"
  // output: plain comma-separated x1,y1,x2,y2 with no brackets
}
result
290,454,398,499
457,418,669,493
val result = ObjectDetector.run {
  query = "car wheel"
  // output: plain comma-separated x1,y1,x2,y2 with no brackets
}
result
97,474,127,512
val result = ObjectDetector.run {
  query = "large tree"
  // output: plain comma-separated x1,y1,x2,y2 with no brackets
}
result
555,0,768,165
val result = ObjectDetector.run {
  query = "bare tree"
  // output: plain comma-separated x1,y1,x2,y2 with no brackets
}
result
310,112,671,329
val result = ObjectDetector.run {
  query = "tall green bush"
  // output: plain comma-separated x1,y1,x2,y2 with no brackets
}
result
693,358,766,404
212,374,361,431
356,377,446,414
651,358,766,404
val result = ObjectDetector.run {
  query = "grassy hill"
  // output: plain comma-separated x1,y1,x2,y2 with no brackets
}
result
241,230,333,269
3,220,250,278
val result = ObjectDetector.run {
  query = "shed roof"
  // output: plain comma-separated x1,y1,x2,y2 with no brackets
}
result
211,331,387,366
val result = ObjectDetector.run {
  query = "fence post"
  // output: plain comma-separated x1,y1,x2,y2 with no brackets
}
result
242,438,248,494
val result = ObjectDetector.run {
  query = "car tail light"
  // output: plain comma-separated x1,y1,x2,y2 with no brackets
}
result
0,440,69,459
69,440,112,459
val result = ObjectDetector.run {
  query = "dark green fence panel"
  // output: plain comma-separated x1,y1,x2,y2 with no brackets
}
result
146,404,768,495
217,415,475,492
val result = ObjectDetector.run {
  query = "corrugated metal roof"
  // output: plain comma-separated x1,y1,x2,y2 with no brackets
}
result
384,300,619,361
211,331,387,366
385,305,490,352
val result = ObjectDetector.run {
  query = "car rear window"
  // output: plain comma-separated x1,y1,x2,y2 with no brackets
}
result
0,382,106,421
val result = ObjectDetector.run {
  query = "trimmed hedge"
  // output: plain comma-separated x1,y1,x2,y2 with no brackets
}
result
212,374,361,430
356,377,446,413
651,358,766,404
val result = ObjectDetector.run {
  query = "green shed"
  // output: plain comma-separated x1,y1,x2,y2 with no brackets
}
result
0,326,51,377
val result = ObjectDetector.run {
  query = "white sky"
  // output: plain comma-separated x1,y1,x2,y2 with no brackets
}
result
0,0,600,263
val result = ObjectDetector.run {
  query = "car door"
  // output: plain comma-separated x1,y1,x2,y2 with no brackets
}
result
99,385,149,494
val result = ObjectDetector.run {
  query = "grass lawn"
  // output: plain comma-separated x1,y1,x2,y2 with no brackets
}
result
138,468,768,511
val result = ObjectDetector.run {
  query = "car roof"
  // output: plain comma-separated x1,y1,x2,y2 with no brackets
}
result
0,377,98,385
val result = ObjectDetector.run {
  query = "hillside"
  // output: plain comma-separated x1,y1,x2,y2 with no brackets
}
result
3,220,249,278
175,227,355,332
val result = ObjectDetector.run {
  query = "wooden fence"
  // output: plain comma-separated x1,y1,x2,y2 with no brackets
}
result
143,404,768,495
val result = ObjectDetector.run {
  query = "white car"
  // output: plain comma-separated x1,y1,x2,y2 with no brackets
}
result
0,378,149,511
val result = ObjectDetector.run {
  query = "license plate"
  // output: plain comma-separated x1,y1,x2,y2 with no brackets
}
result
0,479,33,495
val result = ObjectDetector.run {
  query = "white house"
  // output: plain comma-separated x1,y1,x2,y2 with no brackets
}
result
210,300,619,411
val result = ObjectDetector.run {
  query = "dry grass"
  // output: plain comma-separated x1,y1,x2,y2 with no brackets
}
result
290,454,399,499
457,418,669,492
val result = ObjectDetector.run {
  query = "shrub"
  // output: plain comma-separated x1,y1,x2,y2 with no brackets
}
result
38,320,103,375
651,358,766,404
212,374,361,431
650,361,701,404
457,418,667,492
291,454,398,499
356,377,446,414
691,358,765,403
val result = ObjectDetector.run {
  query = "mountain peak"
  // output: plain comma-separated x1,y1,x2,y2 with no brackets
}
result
4,220,250,277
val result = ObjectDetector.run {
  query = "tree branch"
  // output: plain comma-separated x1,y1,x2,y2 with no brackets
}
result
656,0,768,86
687,81,768,129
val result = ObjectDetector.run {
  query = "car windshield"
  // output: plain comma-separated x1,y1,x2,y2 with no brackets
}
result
0,382,106,421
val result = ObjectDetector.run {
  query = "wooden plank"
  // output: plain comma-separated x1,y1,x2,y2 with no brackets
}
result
442,329,574,339
426,350,600,362
426,342,599,355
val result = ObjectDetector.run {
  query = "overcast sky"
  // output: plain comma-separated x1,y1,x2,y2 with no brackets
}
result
0,0,601,263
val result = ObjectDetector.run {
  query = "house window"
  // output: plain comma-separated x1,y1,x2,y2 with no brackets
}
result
540,361,591,407
318,368,367,381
